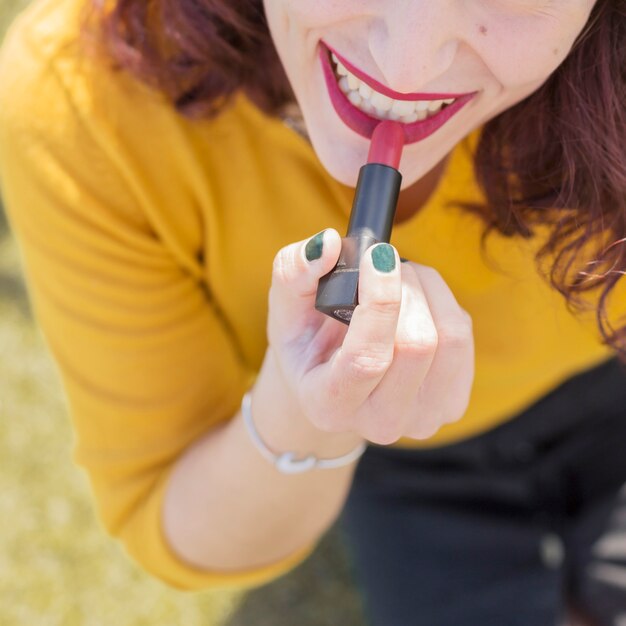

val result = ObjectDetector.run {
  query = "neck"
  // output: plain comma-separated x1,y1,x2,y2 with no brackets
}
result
394,157,449,225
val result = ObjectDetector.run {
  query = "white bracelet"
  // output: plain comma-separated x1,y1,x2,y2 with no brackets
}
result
241,391,367,474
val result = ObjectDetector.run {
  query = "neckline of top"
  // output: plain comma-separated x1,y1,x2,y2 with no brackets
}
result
235,93,479,235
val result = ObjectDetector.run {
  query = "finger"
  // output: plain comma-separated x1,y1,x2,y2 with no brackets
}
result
403,264,475,439
268,229,342,340
361,262,438,443
305,243,402,419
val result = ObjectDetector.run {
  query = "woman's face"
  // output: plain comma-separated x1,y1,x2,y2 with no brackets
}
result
263,0,597,189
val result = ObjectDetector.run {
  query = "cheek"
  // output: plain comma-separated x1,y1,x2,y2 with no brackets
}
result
264,0,356,70
474,14,589,89
277,0,363,29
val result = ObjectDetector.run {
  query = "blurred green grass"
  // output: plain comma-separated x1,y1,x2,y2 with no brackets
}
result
1,1,31,25
0,2,367,625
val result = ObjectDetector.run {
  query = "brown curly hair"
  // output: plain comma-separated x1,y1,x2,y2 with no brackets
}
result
84,0,626,362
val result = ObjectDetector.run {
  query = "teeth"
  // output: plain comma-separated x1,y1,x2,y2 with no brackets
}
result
332,53,348,75
347,73,360,91
330,52,456,123
358,82,373,99
360,100,375,114
401,112,419,124
391,100,416,116
348,91,362,106
370,91,394,111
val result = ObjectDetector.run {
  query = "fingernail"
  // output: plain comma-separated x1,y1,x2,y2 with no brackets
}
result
305,230,325,262
372,244,396,273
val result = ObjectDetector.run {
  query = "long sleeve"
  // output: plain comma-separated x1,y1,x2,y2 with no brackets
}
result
0,9,315,590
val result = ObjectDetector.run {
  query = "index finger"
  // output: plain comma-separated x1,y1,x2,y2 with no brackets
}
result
310,243,402,415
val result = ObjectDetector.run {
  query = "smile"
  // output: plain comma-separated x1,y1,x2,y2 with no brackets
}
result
319,41,477,143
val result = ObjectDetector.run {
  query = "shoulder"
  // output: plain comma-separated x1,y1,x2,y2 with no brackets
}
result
0,0,270,188
0,0,187,159
0,0,243,240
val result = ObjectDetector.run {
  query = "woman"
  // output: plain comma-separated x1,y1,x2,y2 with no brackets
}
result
0,0,625,624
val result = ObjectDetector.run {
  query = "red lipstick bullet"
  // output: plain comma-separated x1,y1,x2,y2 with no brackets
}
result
315,121,404,323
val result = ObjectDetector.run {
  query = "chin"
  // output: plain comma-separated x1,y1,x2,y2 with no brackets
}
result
307,127,431,192
297,100,365,187
306,131,361,187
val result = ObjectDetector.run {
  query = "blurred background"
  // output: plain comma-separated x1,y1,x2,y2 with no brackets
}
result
0,1,367,624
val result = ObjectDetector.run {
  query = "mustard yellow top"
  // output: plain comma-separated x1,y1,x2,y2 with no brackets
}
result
0,0,619,591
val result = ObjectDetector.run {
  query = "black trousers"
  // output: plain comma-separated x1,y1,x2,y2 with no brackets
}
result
338,357,626,626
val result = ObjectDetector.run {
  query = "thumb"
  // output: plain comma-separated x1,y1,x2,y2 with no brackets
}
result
268,228,342,332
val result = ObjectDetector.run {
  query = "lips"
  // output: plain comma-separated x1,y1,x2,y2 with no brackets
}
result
319,41,477,143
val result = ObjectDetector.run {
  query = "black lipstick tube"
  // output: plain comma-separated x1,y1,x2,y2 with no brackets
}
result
315,162,402,324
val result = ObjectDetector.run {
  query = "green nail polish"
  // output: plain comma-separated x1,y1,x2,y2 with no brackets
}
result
305,230,325,262
372,244,396,273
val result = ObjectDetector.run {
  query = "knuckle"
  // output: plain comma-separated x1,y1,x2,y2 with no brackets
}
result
396,331,439,358
363,298,401,321
437,319,473,349
408,422,442,440
421,426,442,440
443,411,464,426
444,391,472,424
417,265,443,282
362,423,402,446
346,349,393,379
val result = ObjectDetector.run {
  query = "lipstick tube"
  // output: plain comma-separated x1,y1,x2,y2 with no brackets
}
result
315,121,404,324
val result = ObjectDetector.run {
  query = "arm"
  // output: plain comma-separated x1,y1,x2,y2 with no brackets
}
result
0,32,361,589
0,15,475,588
163,347,365,571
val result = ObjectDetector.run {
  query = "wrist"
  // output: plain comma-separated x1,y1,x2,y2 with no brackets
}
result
248,348,366,461
241,390,366,473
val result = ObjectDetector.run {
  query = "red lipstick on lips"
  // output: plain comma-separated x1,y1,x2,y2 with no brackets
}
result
328,46,468,102
319,41,476,142
316,121,405,324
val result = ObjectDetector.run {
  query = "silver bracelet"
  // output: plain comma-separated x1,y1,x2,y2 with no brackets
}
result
241,391,367,474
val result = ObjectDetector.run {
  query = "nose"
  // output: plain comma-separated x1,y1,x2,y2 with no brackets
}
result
368,1,461,93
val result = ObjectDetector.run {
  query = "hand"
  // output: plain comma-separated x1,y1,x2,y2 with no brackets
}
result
267,229,475,445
